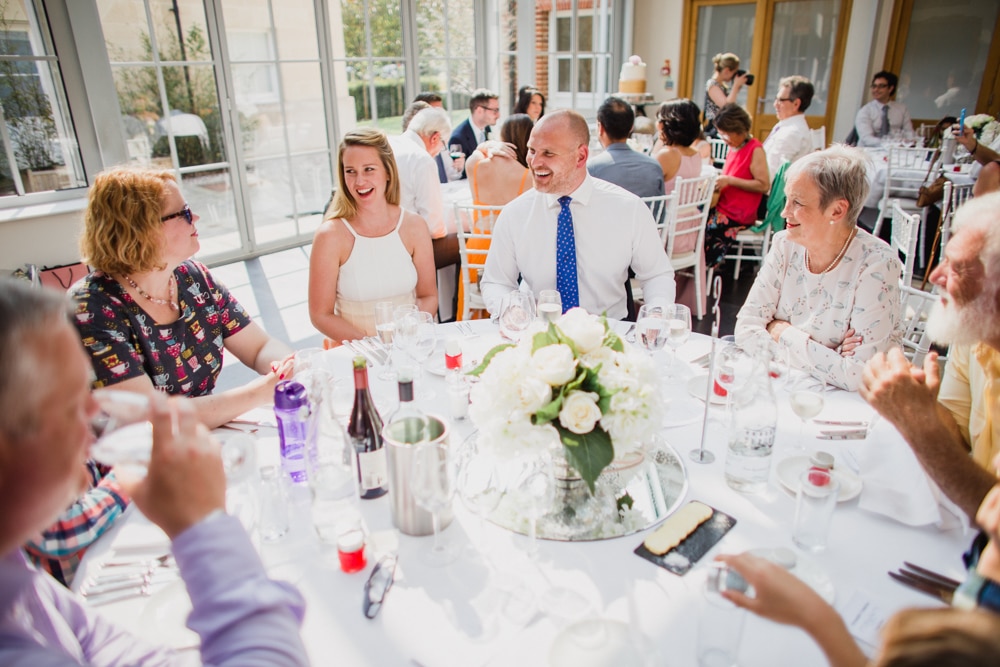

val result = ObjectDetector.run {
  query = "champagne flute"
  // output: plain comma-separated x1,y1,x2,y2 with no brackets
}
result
663,304,692,376
788,374,827,449
636,304,667,357
375,302,398,380
537,289,562,324
411,440,458,566
499,290,536,342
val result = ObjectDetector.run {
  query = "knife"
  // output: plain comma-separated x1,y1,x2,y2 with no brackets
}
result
818,429,869,440
888,570,954,603
902,562,961,589
814,419,868,427
342,340,376,366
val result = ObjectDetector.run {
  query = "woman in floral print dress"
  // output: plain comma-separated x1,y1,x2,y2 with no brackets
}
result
735,145,903,391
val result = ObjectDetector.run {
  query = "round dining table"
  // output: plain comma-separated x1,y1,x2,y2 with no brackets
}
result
75,318,973,667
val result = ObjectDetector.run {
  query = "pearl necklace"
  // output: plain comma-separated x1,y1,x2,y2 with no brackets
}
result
806,227,857,276
123,274,179,312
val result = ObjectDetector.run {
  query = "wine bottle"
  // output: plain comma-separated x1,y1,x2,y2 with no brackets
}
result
348,356,387,499
386,373,429,445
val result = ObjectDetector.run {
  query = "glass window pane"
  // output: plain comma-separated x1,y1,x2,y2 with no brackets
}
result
340,0,403,59
149,0,211,63
184,171,239,255
578,15,593,52
281,62,328,153
897,0,999,120
416,0,474,59
556,17,571,52
273,0,319,60
98,0,154,62
695,3,755,111
112,65,162,165
291,153,332,221
0,0,86,195
155,64,226,168
765,0,841,117
558,59,571,93
348,60,408,132
578,57,593,93
246,156,296,245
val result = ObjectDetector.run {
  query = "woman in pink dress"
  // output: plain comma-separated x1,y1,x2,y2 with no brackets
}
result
654,99,706,195
705,104,770,268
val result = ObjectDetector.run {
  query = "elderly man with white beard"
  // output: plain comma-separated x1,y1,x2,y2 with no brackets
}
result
860,192,1000,521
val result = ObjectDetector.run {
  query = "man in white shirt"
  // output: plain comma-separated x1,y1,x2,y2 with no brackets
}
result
481,109,675,320
412,92,465,182
763,75,814,182
855,70,915,147
390,106,451,240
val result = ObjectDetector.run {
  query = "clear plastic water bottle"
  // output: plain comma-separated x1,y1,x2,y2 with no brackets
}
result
724,346,777,493
274,380,310,484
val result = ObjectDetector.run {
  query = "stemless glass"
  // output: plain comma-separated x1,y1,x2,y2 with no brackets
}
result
788,374,827,449
537,289,562,323
89,390,153,479
499,290,536,341
663,304,692,375
636,304,667,357
411,440,458,566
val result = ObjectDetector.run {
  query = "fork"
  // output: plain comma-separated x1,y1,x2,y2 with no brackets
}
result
360,337,389,365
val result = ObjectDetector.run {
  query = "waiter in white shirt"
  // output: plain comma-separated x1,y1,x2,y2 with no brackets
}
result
763,75,815,181
481,109,675,320
855,70,915,147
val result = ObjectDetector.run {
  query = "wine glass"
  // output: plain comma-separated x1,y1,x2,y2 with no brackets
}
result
715,338,753,416
449,143,464,160
498,290,536,341
219,433,260,535
663,304,692,376
636,304,667,357
404,312,437,400
518,454,555,559
374,302,398,381
89,390,153,480
410,441,458,566
537,289,562,324
788,374,827,449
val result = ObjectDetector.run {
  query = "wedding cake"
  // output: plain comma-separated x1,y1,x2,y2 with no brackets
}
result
618,55,646,94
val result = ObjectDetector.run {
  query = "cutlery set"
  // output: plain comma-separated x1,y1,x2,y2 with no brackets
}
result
342,337,390,366
816,414,881,440
81,553,179,605
888,562,960,603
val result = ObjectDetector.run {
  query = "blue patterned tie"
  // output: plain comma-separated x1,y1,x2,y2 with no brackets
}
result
556,196,579,312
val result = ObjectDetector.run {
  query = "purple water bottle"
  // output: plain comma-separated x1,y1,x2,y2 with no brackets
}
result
274,380,310,484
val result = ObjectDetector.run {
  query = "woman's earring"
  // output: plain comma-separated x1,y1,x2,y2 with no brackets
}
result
829,220,836,225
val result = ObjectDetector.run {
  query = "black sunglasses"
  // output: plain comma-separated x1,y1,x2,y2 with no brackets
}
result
160,204,193,224
363,554,397,619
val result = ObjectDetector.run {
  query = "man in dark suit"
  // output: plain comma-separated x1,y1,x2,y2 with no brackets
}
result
448,89,500,179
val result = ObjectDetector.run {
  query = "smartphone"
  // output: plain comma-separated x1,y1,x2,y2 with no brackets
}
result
959,107,966,130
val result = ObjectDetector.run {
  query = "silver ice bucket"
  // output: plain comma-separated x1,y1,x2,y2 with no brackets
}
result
382,414,453,536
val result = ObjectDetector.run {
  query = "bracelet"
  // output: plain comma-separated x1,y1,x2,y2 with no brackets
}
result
971,139,979,156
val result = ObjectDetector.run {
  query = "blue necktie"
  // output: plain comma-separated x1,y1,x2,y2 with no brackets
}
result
880,105,890,137
556,196,579,312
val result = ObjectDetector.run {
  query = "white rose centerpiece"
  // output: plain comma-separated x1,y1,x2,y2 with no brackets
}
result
468,308,664,492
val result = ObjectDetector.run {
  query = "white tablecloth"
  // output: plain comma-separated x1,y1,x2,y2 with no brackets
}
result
77,322,973,667
862,147,975,209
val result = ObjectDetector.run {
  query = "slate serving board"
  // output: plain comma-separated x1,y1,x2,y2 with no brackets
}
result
633,505,737,575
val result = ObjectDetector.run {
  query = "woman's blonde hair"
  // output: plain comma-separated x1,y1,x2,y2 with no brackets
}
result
328,128,401,220
713,53,740,73
80,167,177,275
874,608,1000,666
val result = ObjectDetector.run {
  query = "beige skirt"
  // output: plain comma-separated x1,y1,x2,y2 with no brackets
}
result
335,291,416,338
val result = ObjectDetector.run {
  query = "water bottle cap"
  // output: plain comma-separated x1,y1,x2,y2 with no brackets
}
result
446,338,462,356
274,380,309,410
809,451,835,470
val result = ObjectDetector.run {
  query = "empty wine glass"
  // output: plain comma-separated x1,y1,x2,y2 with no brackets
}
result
411,441,458,566
663,304,692,376
636,304,667,357
375,302,398,380
499,290,536,341
788,374,827,448
394,309,436,399
537,289,562,324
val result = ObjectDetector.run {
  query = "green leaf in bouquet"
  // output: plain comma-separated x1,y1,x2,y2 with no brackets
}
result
532,391,565,425
466,343,514,376
557,424,614,494
532,326,560,352
603,329,625,353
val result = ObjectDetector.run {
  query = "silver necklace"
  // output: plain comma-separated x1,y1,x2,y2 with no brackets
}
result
806,227,857,276
123,274,179,311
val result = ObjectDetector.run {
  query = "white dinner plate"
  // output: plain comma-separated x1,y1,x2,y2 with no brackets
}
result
776,455,863,503
686,374,727,406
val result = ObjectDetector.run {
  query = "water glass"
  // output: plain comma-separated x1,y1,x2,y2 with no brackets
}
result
697,589,745,667
537,289,562,323
636,304,667,355
411,441,458,566
257,465,290,542
88,390,152,479
663,303,692,375
498,290,535,341
375,302,398,380
792,469,839,552
788,374,826,448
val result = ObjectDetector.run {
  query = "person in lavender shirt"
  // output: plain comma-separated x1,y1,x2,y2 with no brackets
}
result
0,279,308,665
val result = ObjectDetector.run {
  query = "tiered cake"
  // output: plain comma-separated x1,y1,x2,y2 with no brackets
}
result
618,55,646,94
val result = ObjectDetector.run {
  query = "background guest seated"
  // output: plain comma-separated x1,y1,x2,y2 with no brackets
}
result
74,167,294,429
654,98,706,195
735,145,902,391
855,70,915,147
954,124,1000,197
586,96,664,198
465,114,534,207
513,85,545,122
309,128,437,342
704,103,770,268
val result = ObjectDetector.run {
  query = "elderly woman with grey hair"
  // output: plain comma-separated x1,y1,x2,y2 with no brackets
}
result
735,145,903,390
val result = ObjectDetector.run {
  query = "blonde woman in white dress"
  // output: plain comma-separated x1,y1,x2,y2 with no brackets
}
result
735,145,903,391
309,128,437,342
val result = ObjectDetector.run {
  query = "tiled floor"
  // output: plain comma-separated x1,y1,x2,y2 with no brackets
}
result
211,244,759,391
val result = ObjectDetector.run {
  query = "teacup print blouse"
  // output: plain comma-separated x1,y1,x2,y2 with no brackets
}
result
72,260,251,396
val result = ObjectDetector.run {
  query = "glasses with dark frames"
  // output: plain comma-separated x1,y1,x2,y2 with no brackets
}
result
160,204,193,224
775,97,792,103
362,554,397,619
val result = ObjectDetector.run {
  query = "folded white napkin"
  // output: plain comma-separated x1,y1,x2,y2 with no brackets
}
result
852,425,962,528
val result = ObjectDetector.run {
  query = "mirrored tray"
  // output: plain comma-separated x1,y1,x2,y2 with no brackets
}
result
466,440,688,542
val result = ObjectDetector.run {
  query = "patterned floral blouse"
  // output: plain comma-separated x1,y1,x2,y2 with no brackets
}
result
734,229,903,391
71,260,251,396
